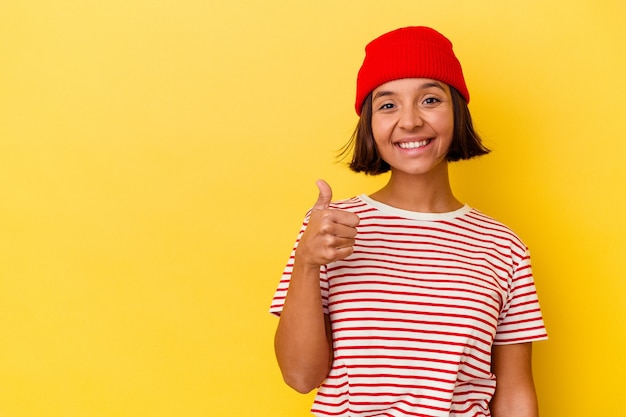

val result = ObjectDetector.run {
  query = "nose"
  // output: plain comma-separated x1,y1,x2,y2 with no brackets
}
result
398,105,423,130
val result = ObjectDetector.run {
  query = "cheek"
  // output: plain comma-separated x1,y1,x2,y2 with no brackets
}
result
435,115,454,142
371,119,392,145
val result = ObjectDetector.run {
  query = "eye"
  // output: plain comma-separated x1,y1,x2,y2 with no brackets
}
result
423,97,441,105
377,102,395,110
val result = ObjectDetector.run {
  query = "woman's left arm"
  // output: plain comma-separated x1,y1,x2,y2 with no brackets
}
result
489,342,539,417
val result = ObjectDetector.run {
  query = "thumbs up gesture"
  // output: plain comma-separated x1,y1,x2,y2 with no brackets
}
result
296,180,360,267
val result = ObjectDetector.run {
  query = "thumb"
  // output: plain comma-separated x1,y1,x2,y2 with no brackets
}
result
312,179,332,210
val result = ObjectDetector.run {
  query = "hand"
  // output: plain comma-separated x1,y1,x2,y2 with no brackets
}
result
296,180,360,267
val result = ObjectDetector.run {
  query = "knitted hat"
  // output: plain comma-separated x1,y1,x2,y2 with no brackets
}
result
355,26,470,115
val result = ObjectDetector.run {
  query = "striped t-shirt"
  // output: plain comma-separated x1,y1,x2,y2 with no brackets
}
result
270,194,547,417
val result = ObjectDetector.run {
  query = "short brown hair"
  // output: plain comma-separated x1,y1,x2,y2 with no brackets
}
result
341,86,490,175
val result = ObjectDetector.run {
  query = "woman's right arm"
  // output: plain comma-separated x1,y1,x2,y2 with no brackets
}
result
274,261,334,393
274,180,359,393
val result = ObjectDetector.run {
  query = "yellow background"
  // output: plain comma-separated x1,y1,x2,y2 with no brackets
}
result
1,1,625,416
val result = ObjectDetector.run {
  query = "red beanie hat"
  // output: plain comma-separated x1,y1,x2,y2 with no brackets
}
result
355,26,470,115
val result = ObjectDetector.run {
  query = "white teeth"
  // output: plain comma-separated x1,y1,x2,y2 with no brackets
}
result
398,140,430,149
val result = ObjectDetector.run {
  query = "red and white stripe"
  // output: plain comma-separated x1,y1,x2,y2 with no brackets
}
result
271,195,547,417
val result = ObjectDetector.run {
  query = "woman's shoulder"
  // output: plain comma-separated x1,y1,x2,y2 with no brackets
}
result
463,208,528,249
328,195,370,211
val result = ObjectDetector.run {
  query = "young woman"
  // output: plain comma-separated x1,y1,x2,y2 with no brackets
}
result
270,26,547,417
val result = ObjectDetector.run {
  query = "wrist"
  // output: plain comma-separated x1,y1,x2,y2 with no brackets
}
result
292,258,323,278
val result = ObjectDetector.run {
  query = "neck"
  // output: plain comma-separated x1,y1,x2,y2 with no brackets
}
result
369,164,462,213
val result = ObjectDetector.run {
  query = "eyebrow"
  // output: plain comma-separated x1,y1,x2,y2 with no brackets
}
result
372,81,447,100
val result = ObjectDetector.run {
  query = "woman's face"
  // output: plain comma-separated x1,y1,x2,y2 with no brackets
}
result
370,78,454,177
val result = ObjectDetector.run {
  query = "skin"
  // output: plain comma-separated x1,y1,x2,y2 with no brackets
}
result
274,179,358,393
368,78,461,212
274,77,539,415
490,343,539,417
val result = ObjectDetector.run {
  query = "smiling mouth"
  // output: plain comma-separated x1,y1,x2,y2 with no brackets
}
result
397,139,432,149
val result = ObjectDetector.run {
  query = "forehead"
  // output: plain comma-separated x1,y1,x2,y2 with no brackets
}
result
372,78,450,96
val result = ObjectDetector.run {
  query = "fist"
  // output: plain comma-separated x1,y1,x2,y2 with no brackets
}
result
296,180,360,267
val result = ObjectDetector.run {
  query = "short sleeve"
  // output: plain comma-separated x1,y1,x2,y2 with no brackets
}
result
269,214,330,317
493,249,548,345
